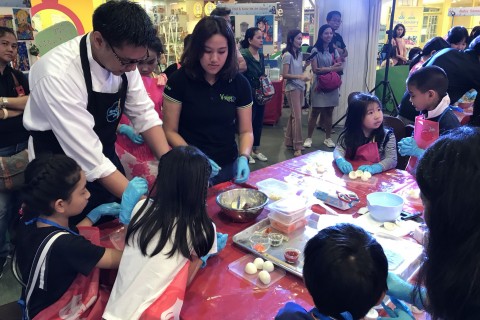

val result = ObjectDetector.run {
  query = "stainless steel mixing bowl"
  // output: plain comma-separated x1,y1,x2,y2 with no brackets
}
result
216,188,269,222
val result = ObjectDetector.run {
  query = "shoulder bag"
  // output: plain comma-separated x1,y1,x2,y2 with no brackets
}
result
315,52,342,93
254,54,276,105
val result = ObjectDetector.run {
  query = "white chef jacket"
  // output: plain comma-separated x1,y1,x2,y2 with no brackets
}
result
103,199,217,320
23,34,162,182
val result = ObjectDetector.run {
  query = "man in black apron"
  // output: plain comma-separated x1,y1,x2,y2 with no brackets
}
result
23,2,169,224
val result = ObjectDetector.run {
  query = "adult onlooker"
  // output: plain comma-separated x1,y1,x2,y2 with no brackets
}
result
304,24,342,149
391,23,407,66
446,26,468,51
163,16,253,185
240,27,269,163
210,6,247,73
400,36,480,126
23,1,169,223
0,26,30,278
326,11,348,59
282,29,310,157
388,126,480,319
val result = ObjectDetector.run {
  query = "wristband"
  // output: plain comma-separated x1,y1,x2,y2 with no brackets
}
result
2,108,8,120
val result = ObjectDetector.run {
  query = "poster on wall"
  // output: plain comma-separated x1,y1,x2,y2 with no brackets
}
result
16,41,30,71
393,6,422,47
0,15,14,29
2,0,31,7
13,8,34,40
255,15,273,44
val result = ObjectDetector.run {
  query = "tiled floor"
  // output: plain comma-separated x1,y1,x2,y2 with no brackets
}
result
0,106,342,308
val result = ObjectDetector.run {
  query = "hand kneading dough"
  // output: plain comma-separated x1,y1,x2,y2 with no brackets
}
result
245,262,257,274
258,270,271,285
254,257,264,270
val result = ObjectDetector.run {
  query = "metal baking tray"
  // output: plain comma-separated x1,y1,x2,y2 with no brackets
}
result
233,213,424,279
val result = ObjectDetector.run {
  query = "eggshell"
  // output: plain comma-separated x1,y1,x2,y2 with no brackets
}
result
254,257,264,270
258,270,271,285
348,171,357,179
244,262,257,274
263,260,274,272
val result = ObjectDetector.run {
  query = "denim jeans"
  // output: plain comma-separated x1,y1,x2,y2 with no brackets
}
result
0,141,28,258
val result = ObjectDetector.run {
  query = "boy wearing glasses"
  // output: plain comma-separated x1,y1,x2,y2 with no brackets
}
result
327,11,348,59
23,1,170,223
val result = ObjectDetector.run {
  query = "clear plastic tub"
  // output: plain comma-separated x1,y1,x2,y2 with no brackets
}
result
268,195,307,216
268,212,307,234
269,209,306,224
256,178,297,201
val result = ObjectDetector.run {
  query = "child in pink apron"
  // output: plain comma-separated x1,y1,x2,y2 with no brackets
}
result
103,146,220,320
116,36,167,189
334,93,397,174
398,66,460,174
15,155,147,319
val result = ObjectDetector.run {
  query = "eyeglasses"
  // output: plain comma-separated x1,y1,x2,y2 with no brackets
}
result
107,41,149,66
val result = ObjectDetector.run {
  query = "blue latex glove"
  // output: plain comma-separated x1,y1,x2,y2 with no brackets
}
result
358,163,383,175
86,202,121,224
335,158,353,174
200,232,228,268
387,272,426,310
378,298,415,320
465,90,477,100
118,124,144,144
119,177,149,224
234,156,250,183
208,158,221,178
398,137,424,158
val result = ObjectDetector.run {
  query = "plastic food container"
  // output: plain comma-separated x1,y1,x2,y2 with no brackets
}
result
268,196,307,216
284,248,301,264
268,212,307,234
249,234,270,253
269,210,305,224
256,178,298,201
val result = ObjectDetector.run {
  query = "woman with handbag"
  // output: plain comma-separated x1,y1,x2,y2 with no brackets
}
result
0,26,30,277
304,24,342,149
240,27,269,163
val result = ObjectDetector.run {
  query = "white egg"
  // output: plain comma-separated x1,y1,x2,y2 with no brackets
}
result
253,257,264,270
244,262,257,274
355,170,364,178
258,270,271,285
348,171,357,179
263,260,274,272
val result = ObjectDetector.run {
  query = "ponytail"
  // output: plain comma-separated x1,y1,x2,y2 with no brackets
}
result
21,155,81,220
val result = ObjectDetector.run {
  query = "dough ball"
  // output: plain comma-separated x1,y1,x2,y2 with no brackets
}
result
363,171,372,179
258,270,271,285
355,170,364,178
245,262,257,274
253,257,264,270
348,171,357,179
263,260,274,272
316,165,326,173
361,175,369,181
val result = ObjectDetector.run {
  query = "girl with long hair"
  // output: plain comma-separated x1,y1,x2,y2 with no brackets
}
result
409,37,449,73
391,23,407,65
104,146,217,319
334,93,397,175
282,29,310,156
163,16,253,184
304,24,343,149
